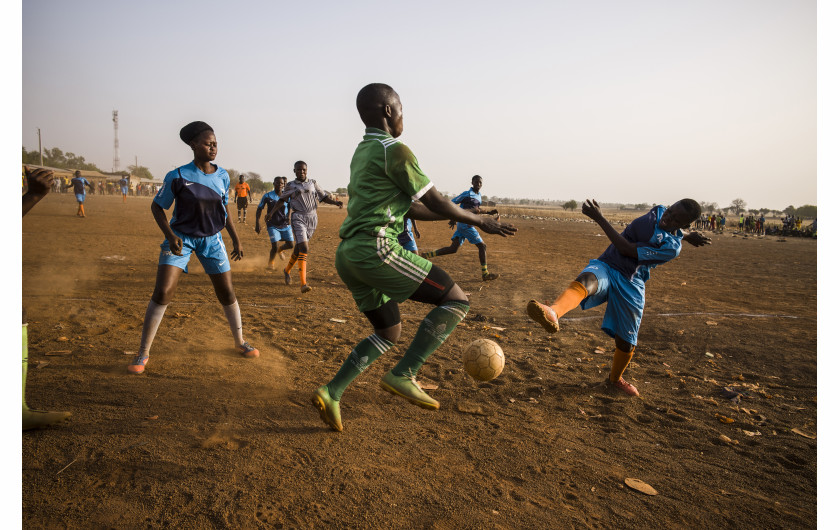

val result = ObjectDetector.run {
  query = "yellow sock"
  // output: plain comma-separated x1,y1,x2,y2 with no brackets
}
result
609,346,635,383
549,281,588,317
298,253,308,285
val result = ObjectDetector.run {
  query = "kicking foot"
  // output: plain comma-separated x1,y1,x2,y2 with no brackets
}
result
238,342,260,358
284,271,292,285
311,386,343,432
526,300,559,333
127,354,149,374
23,409,72,431
611,377,639,397
301,285,313,293
482,272,499,281
380,371,440,410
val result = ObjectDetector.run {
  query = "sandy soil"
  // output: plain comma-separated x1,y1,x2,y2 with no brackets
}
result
22,194,816,528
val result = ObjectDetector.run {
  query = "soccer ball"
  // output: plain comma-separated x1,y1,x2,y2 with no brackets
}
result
463,339,505,382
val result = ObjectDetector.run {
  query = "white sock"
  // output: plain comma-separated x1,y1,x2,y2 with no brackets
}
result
139,301,168,357
222,302,244,347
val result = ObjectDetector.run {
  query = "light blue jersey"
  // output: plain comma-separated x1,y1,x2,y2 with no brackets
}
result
451,188,484,244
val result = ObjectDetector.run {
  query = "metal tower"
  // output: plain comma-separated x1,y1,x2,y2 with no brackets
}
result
112,110,120,173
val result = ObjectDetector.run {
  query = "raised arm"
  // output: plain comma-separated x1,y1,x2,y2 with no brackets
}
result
581,199,637,258
22,167,54,217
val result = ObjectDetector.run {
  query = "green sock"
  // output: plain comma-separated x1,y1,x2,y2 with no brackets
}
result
481,263,489,275
327,334,394,401
391,301,470,378
423,250,438,259
22,324,29,411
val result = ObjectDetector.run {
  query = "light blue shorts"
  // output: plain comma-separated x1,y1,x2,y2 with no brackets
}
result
267,225,294,243
75,193,85,203
452,223,484,245
158,230,230,274
121,187,128,195
579,259,645,346
402,238,418,252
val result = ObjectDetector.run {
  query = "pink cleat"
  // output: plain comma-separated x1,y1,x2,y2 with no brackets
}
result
526,300,559,333
238,342,260,358
127,355,149,374
612,377,639,397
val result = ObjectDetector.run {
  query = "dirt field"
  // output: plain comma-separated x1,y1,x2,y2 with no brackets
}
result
22,193,816,528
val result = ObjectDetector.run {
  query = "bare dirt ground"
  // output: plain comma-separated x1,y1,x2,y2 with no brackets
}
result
22,194,816,528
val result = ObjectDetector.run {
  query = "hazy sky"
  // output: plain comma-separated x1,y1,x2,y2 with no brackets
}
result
19,0,815,210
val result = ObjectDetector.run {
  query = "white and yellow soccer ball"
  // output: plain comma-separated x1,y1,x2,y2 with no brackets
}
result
463,339,505,381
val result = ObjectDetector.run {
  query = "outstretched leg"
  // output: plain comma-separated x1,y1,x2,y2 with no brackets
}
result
527,272,596,332
421,238,460,259
23,323,71,430
128,265,182,374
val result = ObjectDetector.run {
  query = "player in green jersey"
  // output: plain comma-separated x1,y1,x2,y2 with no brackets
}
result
310,83,517,432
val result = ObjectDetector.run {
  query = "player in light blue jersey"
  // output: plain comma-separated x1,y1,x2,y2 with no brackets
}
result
127,121,259,375
527,199,709,397
255,176,295,270
69,170,94,217
422,175,501,280
397,217,420,254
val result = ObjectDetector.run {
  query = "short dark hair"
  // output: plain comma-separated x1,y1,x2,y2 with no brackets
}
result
472,175,482,180
678,198,702,221
294,161,307,167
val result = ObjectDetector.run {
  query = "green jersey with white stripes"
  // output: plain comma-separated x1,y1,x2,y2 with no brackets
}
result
339,128,433,241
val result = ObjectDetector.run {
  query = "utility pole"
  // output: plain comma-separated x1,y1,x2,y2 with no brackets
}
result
135,155,138,175
112,110,120,173
38,128,43,166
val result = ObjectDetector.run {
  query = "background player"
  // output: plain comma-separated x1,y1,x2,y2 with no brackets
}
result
22,167,72,429
398,216,420,254
127,121,259,375
421,175,501,281
255,176,294,270
119,175,129,202
266,161,343,293
310,83,516,432
526,199,709,397
69,170,94,217
233,175,252,223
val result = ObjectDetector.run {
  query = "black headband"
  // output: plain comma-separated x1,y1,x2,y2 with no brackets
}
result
179,121,214,145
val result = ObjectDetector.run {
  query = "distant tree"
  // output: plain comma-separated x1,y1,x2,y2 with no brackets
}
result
759,208,770,216
562,200,578,211
335,187,348,195
127,164,155,180
227,168,242,181
634,203,650,211
22,145,101,171
795,205,817,218
783,205,796,216
730,198,746,215
704,202,718,214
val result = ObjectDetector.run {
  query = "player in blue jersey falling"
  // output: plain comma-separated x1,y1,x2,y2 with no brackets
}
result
421,175,501,280
527,199,709,396
255,176,295,270
127,121,259,374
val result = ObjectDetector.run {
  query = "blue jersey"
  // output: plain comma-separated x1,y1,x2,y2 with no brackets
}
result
258,191,290,227
71,177,89,195
598,205,683,283
154,162,230,237
119,178,128,189
452,188,482,210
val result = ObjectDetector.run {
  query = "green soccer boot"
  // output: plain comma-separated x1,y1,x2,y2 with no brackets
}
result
311,386,343,432
380,371,440,410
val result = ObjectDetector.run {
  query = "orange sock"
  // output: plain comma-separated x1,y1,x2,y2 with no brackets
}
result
284,252,299,274
609,346,635,383
549,281,589,317
298,253,308,285
80,204,86,216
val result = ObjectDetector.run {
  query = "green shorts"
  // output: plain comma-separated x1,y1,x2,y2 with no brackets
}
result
335,235,433,312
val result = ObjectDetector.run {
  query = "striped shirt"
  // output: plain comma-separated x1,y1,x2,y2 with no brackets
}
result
280,179,329,214
339,127,433,240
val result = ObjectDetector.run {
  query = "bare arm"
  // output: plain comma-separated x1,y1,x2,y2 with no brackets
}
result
22,168,54,216
151,201,183,255
581,199,637,258
416,186,516,236
224,205,244,260
321,195,343,208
